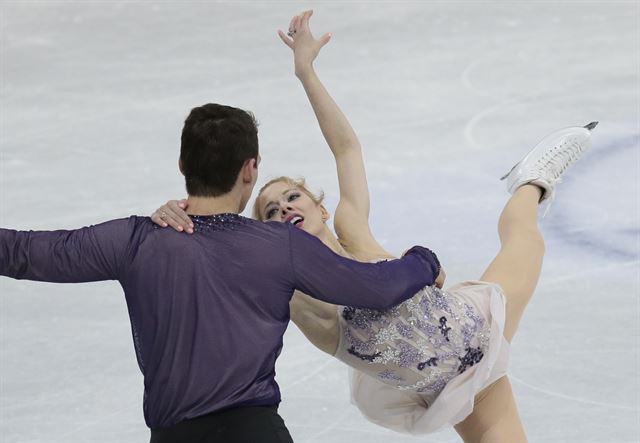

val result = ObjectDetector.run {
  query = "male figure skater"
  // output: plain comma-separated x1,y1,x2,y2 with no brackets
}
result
0,103,442,442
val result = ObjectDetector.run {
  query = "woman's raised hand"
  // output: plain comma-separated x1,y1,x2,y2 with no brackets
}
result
150,199,193,234
278,10,331,77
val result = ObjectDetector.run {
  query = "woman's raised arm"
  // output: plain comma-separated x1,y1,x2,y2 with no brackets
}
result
279,10,389,256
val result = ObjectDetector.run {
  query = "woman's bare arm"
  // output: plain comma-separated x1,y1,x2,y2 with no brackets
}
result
279,10,391,257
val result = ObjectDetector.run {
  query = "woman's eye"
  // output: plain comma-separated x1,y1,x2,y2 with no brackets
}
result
266,208,278,219
288,193,300,202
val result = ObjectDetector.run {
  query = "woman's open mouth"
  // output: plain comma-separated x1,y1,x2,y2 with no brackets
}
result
287,215,305,228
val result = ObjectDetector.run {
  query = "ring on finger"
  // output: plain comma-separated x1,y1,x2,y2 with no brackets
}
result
160,211,167,220
287,29,296,37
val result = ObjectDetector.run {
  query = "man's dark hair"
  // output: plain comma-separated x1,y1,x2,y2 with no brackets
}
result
180,103,259,197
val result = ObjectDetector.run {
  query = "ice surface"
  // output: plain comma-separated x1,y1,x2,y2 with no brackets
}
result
1,2,638,442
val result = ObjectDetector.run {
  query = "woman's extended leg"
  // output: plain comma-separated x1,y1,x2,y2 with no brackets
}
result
480,184,544,342
453,185,542,443
455,125,595,442
454,376,527,443
480,123,595,341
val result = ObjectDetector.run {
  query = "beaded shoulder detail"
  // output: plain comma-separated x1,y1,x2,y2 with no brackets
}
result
190,213,248,232
152,213,249,232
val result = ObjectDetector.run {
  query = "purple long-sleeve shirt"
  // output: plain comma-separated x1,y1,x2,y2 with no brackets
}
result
0,213,440,429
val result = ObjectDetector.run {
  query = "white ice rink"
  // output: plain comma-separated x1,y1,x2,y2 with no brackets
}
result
1,1,638,442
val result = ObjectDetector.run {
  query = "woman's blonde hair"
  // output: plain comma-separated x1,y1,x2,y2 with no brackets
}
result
252,176,325,221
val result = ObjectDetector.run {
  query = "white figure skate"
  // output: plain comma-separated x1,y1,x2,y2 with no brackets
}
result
500,122,597,213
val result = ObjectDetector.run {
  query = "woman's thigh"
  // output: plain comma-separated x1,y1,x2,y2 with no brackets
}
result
480,233,544,342
454,376,527,443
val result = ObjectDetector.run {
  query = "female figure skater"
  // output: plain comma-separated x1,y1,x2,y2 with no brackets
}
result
152,10,595,442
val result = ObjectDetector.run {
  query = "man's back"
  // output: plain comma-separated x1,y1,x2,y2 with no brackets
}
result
122,214,295,428
1,212,440,429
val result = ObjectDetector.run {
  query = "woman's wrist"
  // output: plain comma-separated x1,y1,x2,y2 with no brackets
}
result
295,64,316,80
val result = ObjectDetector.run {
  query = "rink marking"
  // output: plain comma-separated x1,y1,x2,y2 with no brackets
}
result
462,91,546,152
304,404,353,443
50,402,139,441
461,53,542,152
284,358,334,390
538,259,639,287
510,374,638,412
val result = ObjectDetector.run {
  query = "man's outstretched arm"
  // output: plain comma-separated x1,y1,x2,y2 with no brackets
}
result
287,224,441,310
0,217,136,282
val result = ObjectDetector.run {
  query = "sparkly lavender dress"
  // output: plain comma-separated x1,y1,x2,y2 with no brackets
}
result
334,277,510,434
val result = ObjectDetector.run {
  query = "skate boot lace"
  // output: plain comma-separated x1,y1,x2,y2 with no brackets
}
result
535,137,586,219
534,137,585,182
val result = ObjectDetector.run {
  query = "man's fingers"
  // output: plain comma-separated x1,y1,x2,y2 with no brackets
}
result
435,268,446,288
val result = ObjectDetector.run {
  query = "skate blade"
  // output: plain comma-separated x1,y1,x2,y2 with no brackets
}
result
540,199,553,219
500,163,518,181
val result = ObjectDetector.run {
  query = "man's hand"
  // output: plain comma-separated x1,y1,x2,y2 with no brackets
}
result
402,248,446,289
434,268,446,289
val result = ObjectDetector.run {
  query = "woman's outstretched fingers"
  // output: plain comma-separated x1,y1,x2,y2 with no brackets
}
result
301,9,313,31
278,30,294,48
294,14,303,33
319,32,331,47
288,15,297,34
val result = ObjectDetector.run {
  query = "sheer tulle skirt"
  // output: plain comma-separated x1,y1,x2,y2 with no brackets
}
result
347,281,510,435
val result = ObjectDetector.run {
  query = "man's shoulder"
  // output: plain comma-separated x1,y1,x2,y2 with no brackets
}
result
124,215,291,237
82,215,148,231
240,217,291,239
91,216,156,239
116,215,154,230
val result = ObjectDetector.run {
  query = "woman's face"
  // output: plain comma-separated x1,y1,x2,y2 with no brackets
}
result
258,181,327,237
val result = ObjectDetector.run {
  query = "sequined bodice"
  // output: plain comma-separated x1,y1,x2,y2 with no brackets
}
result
336,285,491,405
